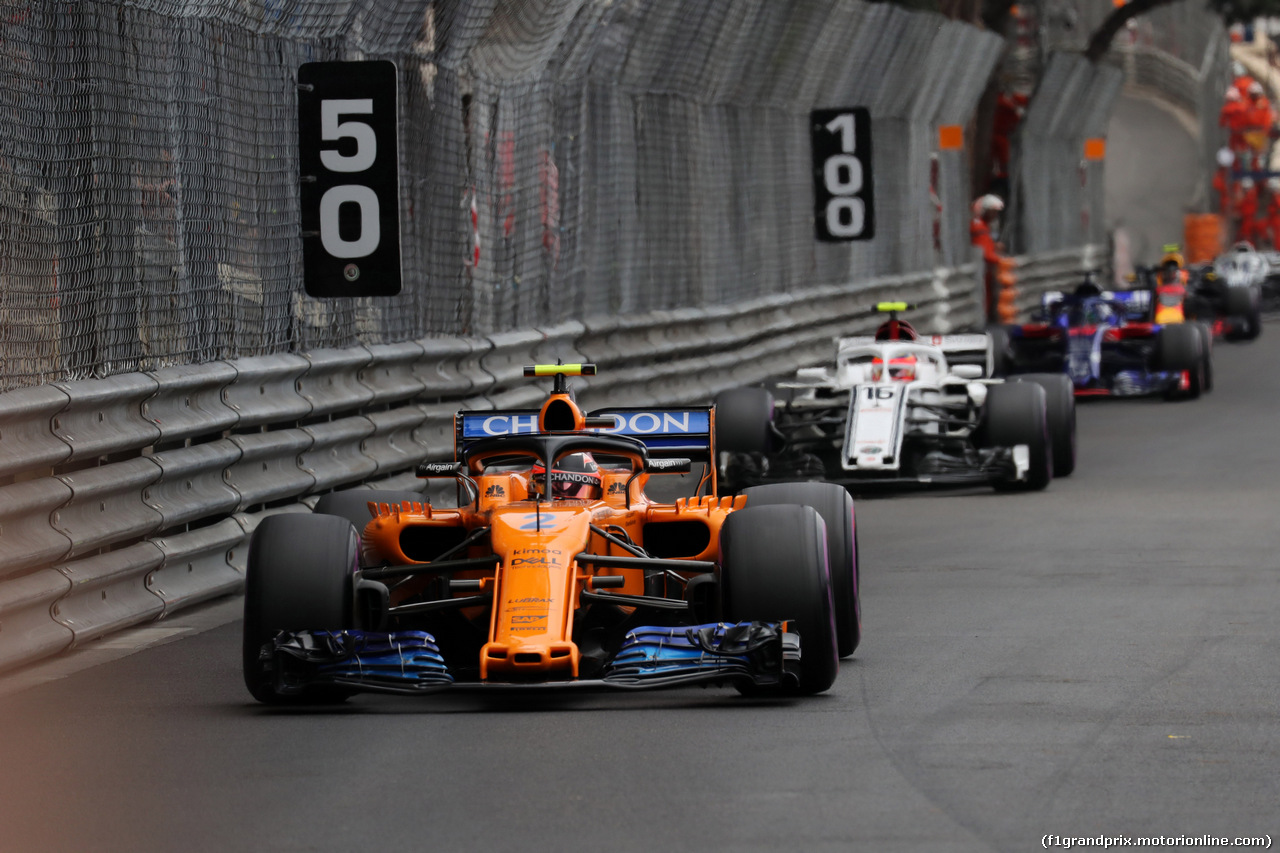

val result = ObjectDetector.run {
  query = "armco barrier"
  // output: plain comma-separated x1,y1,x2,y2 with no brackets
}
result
148,519,249,618
145,441,244,530
0,570,73,670
143,363,239,447
53,458,163,559
0,255,1102,673
51,374,162,463
53,543,166,647
0,385,71,478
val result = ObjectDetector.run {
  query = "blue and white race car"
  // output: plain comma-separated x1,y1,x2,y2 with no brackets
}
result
998,280,1211,399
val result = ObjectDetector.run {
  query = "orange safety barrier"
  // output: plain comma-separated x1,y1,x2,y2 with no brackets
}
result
1183,213,1224,264
996,257,1018,322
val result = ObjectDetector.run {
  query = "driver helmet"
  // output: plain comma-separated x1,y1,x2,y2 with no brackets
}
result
531,452,602,500
1086,301,1114,325
1158,249,1183,283
1074,278,1103,297
871,354,918,382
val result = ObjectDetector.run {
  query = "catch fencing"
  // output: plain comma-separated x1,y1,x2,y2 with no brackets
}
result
0,0,1004,393
1039,0,1231,205
1007,52,1123,255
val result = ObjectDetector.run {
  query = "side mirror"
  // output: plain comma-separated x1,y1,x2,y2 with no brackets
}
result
951,364,983,380
646,457,692,474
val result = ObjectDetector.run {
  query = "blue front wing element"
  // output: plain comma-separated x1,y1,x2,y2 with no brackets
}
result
271,630,452,693
605,622,796,687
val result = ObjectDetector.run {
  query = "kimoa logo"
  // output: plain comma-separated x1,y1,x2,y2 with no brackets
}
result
485,484,506,497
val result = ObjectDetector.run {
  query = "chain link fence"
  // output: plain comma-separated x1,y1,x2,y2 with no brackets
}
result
0,0,1003,393
1007,52,1123,254
1001,0,1228,253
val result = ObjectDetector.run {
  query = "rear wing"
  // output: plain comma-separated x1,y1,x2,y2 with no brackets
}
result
1108,289,1152,321
454,407,713,461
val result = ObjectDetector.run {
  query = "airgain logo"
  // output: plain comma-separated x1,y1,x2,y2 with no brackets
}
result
485,484,506,498
608,482,627,495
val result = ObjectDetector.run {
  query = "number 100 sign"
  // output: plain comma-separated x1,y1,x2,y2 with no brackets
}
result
810,108,875,242
298,60,402,297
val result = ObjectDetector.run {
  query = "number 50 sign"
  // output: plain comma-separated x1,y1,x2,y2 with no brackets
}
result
298,61,402,297
810,108,875,242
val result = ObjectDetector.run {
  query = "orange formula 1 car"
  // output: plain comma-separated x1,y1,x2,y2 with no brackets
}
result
243,365,859,702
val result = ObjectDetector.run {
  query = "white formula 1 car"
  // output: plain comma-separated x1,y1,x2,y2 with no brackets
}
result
715,303,1075,493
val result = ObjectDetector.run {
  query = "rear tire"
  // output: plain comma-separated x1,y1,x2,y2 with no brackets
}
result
1192,322,1214,391
987,325,1014,377
313,489,424,535
1155,323,1203,400
243,513,359,704
714,387,775,455
720,505,839,695
742,483,860,658
981,382,1051,491
1009,374,1075,477
1224,286,1261,340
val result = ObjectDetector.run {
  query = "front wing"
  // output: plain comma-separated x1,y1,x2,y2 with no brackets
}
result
259,622,800,696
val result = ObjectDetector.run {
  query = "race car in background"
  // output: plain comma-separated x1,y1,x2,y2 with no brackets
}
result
996,278,1211,400
243,364,860,703
1191,242,1267,338
715,303,1075,494
1126,244,1254,340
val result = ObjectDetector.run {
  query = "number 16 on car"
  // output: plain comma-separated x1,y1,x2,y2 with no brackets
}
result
298,60,402,297
811,108,875,242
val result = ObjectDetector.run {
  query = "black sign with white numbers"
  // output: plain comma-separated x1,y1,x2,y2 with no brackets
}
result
298,61,402,297
810,108,875,242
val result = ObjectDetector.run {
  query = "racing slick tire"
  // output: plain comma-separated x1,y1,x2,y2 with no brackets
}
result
243,513,359,704
1192,322,1214,391
986,325,1014,377
1009,374,1076,478
1154,323,1204,400
314,489,424,536
981,381,1051,491
714,387,775,455
741,482,860,658
1224,285,1262,341
720,505,839,695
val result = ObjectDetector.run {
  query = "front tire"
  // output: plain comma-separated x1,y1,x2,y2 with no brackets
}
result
720,505,839,695
1009,373,1075,477
741,483,859,658
1155,323,1203,400
981,381,1051,491
243,513,359,704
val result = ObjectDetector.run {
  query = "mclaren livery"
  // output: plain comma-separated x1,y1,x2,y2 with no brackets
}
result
243,365,860,702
